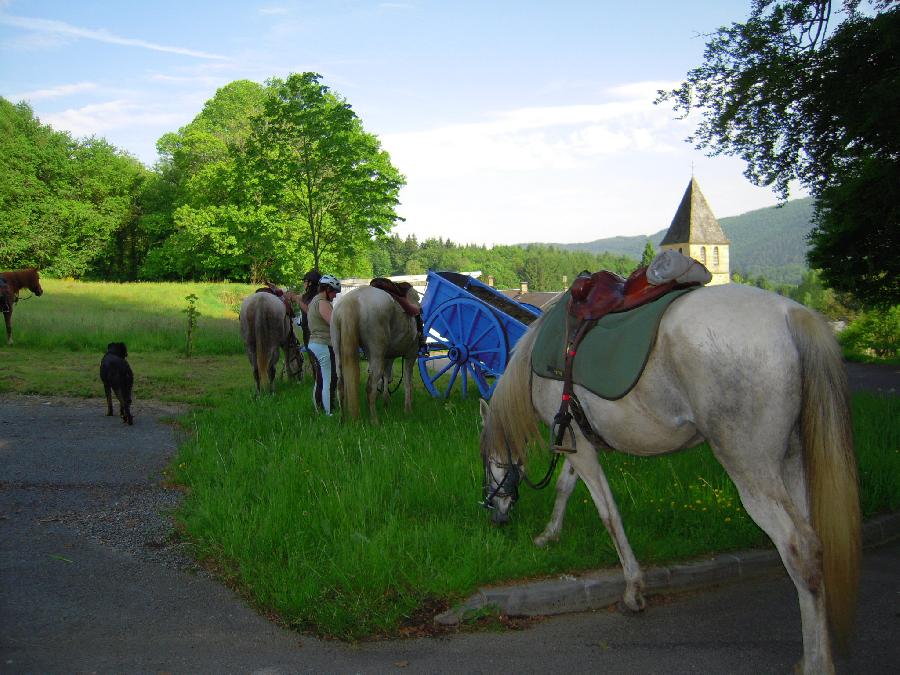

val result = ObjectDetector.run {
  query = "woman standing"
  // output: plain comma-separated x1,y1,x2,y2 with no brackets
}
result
307,274,341,415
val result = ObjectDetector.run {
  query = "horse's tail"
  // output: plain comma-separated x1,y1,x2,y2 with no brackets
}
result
788,306,861,650
255,308,271,392
336,300,361,419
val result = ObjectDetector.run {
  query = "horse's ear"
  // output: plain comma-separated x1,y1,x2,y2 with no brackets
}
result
479,398,490,422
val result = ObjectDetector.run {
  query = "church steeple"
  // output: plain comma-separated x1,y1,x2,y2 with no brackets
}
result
660,178,731,285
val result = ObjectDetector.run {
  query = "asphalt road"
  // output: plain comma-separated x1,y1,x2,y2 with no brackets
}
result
1,363,898,674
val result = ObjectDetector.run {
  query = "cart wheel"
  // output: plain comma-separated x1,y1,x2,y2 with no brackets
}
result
418,297,508,399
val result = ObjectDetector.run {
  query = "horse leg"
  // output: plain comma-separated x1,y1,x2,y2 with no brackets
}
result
713,434,832,675
567,438,646,612
403,356,414,414
246,346,260,393
366,354,385,424
267,345,278,394
534,458,578,547
4,308,12,346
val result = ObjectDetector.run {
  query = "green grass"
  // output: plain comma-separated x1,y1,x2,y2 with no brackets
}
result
2,279,898,640
9,278,254,354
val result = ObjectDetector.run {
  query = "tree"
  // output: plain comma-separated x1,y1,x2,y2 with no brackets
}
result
640,241,656,268
0,99,147,277
246,73,405,272
657,1,899,307
142,81,276,281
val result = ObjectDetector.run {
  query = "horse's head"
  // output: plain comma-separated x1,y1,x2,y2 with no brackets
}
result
479,398,523,525
27,269,43,296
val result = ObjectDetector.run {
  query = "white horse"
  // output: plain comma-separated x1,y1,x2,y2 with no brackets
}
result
331,284,421,423
479,283,860,675
239,292,302,394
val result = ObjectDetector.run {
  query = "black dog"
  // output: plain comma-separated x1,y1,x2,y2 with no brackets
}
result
100,342,134,425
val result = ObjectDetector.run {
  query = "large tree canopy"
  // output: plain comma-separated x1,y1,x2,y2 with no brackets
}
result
658,1,899,307
0,98,147,278
245,73,405,274
141,74,405,283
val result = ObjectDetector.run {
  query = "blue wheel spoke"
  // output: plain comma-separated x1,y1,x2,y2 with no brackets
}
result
469,346,502,358
468,323,496,349
461,362,468,398
444,364,461,397
436,311,455,344
427,359,455,382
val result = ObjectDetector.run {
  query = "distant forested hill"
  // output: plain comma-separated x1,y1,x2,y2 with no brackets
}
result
548,198,815,284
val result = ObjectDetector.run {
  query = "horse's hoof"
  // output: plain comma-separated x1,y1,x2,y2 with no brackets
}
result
533,534,557,548
616,593,647,614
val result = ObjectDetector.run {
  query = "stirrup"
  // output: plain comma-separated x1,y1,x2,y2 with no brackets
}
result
551,444,577,454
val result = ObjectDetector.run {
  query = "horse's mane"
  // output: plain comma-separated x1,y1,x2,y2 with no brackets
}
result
483,293,564,463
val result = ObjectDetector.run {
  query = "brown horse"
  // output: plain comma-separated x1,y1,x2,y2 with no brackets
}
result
1,268,43,345
239,292,302,394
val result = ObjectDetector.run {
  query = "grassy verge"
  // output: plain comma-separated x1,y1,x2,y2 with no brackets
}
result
168,385,899,640
2,279,897,641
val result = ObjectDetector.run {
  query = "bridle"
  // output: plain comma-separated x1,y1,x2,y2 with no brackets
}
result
480,436,521,510
480,421,571,511
284,328,304,379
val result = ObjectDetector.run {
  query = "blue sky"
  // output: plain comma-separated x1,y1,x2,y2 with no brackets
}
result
0,1,800,245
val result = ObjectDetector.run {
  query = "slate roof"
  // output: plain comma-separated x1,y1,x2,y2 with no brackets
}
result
660,177,729,246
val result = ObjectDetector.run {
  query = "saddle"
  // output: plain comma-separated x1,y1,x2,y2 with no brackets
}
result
370,277,421,317
255,282,295,319
550,264,705,454
568,268,678,322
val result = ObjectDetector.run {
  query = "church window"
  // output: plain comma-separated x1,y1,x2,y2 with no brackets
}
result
700,247,707,264
713,247,720,267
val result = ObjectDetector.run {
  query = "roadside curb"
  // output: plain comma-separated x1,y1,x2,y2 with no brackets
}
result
435,511,900,625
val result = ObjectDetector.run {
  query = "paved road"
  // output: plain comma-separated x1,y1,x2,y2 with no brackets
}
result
1,364,898,673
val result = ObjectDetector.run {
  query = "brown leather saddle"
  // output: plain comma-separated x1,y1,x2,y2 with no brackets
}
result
370,277,421,317
568,267,679,322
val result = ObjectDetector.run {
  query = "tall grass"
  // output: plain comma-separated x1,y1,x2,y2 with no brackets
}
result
10,278,254,354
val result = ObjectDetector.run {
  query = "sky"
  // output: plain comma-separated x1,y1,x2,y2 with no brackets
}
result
0,0,801,246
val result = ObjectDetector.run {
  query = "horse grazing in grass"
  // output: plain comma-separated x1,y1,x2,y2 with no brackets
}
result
479,284,860,674
332,284,421,423
1,268,43,345
239,292,302,394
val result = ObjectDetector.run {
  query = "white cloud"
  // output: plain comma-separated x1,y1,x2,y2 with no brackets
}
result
381,87,690,179
0,14,229,60
43,99,184,137
9,81,98,101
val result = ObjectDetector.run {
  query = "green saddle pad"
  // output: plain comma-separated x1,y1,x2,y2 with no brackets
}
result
531,287,696,400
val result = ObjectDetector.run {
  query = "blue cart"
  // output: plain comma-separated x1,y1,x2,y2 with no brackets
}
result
417,271,542,399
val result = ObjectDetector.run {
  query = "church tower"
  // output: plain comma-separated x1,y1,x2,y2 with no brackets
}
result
659,177,730,285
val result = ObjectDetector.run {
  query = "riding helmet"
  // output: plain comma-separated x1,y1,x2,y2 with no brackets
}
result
320,274,341,292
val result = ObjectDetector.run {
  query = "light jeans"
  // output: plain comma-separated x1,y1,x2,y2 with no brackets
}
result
307,341,334,414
